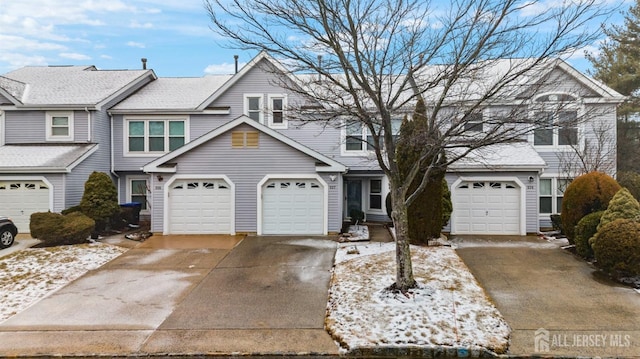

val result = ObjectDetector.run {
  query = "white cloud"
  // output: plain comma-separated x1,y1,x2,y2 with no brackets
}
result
0,52,48,70
204,62,245,74
0,34,67,52
126,41,146,48
100,54,113,59
130,21,153,29
59,52,91,60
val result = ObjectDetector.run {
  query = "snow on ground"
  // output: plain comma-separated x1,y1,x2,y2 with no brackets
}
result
326,242,510,354
0,242,127,322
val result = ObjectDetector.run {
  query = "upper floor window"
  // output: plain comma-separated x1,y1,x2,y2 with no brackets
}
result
126,117,186,155
268,94,287,128
464,112,484,132
533,111,578,146
245,94,263,123
343,119,402,154
46,111,74,141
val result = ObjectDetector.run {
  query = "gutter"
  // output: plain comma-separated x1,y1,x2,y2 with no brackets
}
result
109,113,121,202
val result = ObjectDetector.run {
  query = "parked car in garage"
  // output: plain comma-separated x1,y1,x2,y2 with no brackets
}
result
0,216,18,249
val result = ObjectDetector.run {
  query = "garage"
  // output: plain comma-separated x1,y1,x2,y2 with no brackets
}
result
262,179,324,235
452,180,521,235
168,179,233,234
0,180,50,233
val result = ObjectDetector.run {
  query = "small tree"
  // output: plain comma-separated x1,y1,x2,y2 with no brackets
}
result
396,97,448,243
80,171,120,234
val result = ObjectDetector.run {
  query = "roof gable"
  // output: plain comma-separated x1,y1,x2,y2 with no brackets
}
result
197,51,301,110
143,116,346,173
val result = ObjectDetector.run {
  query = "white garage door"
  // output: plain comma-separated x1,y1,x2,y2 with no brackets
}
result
169,179,232,234
0,181,50,233
453,181,520,235
262,179,324,235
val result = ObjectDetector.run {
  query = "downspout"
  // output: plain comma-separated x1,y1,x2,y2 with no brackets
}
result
85,107,91,142
109,112,121,202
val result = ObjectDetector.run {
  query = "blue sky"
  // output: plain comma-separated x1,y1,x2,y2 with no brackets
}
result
0,0,633,77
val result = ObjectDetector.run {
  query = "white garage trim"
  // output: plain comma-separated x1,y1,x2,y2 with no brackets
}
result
0,176,53,233
163,174,235,235
257,174,328,235
450,176,526,235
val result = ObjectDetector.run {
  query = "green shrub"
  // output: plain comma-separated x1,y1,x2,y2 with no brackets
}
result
617,171,640,201
80,171,119,233
61,205,82,215
574,211,603,258
29,211,94,246
550,214,563,233
30,212,63,240
561,172,621,244
597,188,640,231
59,212,95,245
592,219,640,277
349,208,365,224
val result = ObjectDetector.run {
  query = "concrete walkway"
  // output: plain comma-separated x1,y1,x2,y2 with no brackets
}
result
454,235,640,358
0,235,339,357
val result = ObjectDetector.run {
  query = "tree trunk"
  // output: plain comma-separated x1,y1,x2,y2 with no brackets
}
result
390,186,416,291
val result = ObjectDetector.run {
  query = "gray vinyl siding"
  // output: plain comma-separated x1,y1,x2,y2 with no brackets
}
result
149,123,341,233
5,111,45,143
445,171,539,234
4,110,90,144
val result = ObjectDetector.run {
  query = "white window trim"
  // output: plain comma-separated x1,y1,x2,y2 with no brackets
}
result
124,115,190,157
244,94,264,124
367,178,384,213
341,120,369,156
126,175,150,214
528,94,584,151
267,94,287,129
538,176,570,217
0,110,4,146
46,111,74,141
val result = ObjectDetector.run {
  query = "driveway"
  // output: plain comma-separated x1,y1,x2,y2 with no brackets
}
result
453,235,640,358
0,235,339,357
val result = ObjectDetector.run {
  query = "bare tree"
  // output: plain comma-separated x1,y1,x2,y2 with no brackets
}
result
205,0,609,292
557,117,617,179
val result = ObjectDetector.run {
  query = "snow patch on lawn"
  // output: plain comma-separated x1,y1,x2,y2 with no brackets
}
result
0,242,126,322
326,242,510,354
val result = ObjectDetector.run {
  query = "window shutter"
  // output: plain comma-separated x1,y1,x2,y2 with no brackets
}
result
246,131,259,148
231,131,245,148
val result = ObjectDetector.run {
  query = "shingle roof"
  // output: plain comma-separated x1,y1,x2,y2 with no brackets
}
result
1,66,152,106
111,76,232,111
449,142,547,170
0,144,98,173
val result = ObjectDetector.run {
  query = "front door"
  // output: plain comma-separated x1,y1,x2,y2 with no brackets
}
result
345,179,362,219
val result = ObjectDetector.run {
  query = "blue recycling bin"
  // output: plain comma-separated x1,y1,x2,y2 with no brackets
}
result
120,202,142,225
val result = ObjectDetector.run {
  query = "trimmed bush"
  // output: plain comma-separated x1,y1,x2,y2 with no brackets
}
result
592,219,640,277
550,214,563,233
617,171,640,201
80,171,120,234
597,188,640,231
30,212,63,240
349,208,365,224
574,211,603,258
61,205,82,215
29,211,95,246
561,172,621,244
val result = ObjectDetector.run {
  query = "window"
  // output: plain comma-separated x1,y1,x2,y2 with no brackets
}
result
268,94,287,128
345,118,402,153
231,131,259,148
369,179,382,210
539,178,571,214
126,118,186,154
464,112,484,132
129,178,149,211
46,111,74,141
346,122,365,151
244,94,263,123
531,93,580,147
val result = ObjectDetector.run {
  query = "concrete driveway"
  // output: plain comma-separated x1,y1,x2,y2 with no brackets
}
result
0,235,339,357
453,235,640,358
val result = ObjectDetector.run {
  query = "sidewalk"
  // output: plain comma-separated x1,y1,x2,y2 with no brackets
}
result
0,235,340,357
